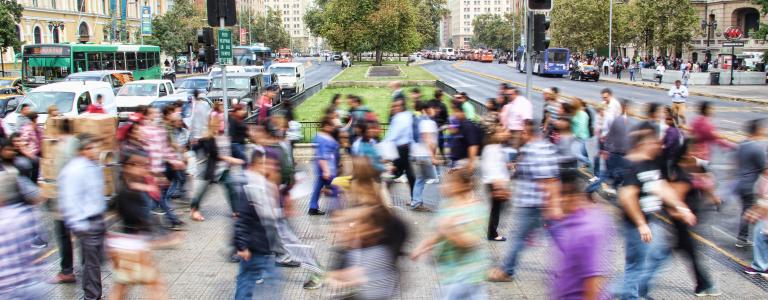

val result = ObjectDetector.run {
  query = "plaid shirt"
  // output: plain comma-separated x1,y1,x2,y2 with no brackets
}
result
513,139,559,207
141,123,178,174
0,203,43,293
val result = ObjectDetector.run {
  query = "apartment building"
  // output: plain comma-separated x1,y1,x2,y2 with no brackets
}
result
263,0,317,53
444,0,524,49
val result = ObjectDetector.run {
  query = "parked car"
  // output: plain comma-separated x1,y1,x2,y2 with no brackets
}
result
569,65,600,81
206,72,264,113
3,81,116,133
0,94,21,118
149,92,213,128
64,70,134,94
176,76,211,93
115,80,176,120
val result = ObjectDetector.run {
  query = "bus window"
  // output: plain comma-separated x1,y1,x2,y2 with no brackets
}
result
74,52,86,73
138,52,147,70
126,52,136,70
87,52,102,70
146,52,155,68
103,52,115,70
116,52,126,70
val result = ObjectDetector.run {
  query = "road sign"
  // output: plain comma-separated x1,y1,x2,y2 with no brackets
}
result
722,41,745,47
141,6,152,36
724,27,743,40
239,28,247,46
218,29,233,64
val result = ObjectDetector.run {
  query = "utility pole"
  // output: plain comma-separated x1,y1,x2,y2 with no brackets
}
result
220,17,229,135
525,10,533,100
608,0,613,76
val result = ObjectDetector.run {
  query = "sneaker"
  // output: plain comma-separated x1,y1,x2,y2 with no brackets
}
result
255,278,265,285
228,254,241,263
31,238,48,249
411,205,431,212
151,207,166,215
735,240,753,248
48,273,76,284
168,221,186,231
394,175,408,183
308,209,326,216
303,276,322,290
275,260,301,268
744,266,766,275
694,287,722,297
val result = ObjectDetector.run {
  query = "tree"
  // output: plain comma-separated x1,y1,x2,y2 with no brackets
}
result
754,0,768,40
144,0,203,59
0,0,23,75
246,8,291,50
415,0,449,49
471,12,521,51
550,0,610,53
305,0,423,65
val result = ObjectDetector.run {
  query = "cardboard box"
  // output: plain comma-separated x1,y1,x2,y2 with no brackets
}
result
39,181,57,199
40,138,59,159
44,117,67,138
40,158,57,180
73,114,117,136
103,167,116,196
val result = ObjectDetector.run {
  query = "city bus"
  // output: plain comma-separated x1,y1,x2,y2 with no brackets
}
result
277,48,292,63
233,45,273,69
517,48,570,77
21,44,161,89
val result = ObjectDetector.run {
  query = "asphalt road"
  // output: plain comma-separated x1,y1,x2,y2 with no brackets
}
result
423,59,766,281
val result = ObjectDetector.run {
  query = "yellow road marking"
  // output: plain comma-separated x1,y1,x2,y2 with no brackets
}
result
653,213,749,267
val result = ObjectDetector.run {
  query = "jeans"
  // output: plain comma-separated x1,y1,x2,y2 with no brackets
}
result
411,157,436,207
629,70,635,81
619,219,662,300
157,185,181,224
232,143,247,161
751,221,768,272
738,192,756,242
637,220,675,298
54,219,74,275
441,282,487,300
606,152,627,190
191,170,238,213
572,139,591,169
309,175,338,210
502,207,543,276
73,217,106,300
234,254,282,300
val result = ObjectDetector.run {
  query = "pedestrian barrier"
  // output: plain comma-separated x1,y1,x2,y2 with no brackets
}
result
244,82,324,123
296,122,390,143
435,80,488,115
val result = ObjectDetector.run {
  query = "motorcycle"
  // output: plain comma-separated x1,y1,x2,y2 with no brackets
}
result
162,67,176,83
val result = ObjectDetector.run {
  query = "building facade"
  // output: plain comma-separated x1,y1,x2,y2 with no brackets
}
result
444,0,523,49
263,0,318,54
3,0,170,73
690,0,766,65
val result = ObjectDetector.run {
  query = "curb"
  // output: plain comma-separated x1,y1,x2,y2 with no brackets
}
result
599,77,768,105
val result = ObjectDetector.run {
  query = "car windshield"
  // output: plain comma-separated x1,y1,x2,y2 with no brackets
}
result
65,75,102,82
270,67,295,76
18,91,75,113
211,77,250,90
179,79,209,90
118,83,157,96
0,80,14,86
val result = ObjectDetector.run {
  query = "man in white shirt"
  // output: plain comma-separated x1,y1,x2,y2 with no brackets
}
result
600,88,622,140
499,88,533,148
668,80,689,126
655,64,666,84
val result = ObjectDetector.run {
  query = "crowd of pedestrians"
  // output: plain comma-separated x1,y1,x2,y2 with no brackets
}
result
0,76,767,300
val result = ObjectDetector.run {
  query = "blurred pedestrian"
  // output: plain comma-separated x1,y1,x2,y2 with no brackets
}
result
735,119,767,248
428,90,449,160
448,101,481,171
308,117,340,216
58,134,108,300
411,168,490,300
49,119,79,284
499,87,533,148
481,127,511,241
410,101,439,211
0,188,47,299
86,94,106,114
383,99,416,196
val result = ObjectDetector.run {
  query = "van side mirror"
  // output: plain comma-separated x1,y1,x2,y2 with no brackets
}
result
296,73,301,78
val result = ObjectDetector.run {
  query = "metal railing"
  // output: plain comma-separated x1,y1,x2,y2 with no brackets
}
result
435,80,488,115
244,82,324,123
296,122,390,143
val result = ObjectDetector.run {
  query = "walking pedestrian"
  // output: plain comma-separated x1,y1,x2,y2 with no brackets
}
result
481,127,511,241
668,80,689,126
58,134,108,300
448,101,481,171
0,189,47,300
488,120,560,281
308,117,340,215
735,119,767,248
602,96,630,190
428,90,450,161
410,101,439,211
499,87,533,148
48,119,79,284
383,99,416,196
411,168,490,300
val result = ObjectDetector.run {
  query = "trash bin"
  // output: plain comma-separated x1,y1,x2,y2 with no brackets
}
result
710,72,720,85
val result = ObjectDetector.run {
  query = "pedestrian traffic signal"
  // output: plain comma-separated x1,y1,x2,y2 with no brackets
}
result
207,0,238,27
528,0,553,11
204,45,216,65
533,14,551,52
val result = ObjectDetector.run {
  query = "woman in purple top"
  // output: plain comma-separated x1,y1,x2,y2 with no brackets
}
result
308,117,340,216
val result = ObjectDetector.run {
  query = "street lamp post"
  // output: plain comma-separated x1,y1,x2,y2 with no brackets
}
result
608,0,613,76
700,6,717,70
47,21,65,44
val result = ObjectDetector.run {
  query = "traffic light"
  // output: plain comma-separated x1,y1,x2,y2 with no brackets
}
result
528,0,553,11
533,14,550,52
198,27,214,45
204,45,216,65
207,0,238,27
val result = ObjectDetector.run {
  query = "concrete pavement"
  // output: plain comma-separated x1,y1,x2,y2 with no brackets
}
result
596,73,768,104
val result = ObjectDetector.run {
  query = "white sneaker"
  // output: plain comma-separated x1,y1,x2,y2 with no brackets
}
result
426,179,440,184
394,175,408,183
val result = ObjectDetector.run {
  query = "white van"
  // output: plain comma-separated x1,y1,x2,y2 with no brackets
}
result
115,79,175,120
268,62,305,96
208,65,246,78
3,81,116,133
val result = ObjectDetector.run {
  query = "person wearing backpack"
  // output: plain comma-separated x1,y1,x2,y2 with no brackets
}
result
410,102,439,211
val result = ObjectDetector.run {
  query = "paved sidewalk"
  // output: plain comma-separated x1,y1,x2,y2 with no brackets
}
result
598,74,768,104
36,158,768,299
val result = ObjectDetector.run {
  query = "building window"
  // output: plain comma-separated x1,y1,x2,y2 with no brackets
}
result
51,0,56,9
52,28,60,43
77,0,86,12
33,27,42,44
78,22,90,41
16,25,22,44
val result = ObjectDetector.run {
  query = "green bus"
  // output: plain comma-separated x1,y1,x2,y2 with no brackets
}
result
21,44,162,89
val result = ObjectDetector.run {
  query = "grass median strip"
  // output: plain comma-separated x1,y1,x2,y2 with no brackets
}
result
331,65,437,82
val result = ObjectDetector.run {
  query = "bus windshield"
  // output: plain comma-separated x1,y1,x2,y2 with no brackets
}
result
23,57,71,84
19,91,76,113
118,83,158,97
234,48,272,66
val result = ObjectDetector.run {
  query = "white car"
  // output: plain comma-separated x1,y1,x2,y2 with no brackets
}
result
268,62,306,97
115,80,175,120
3,81,116,133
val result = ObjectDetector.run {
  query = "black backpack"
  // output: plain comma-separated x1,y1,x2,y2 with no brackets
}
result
585,108,595,138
